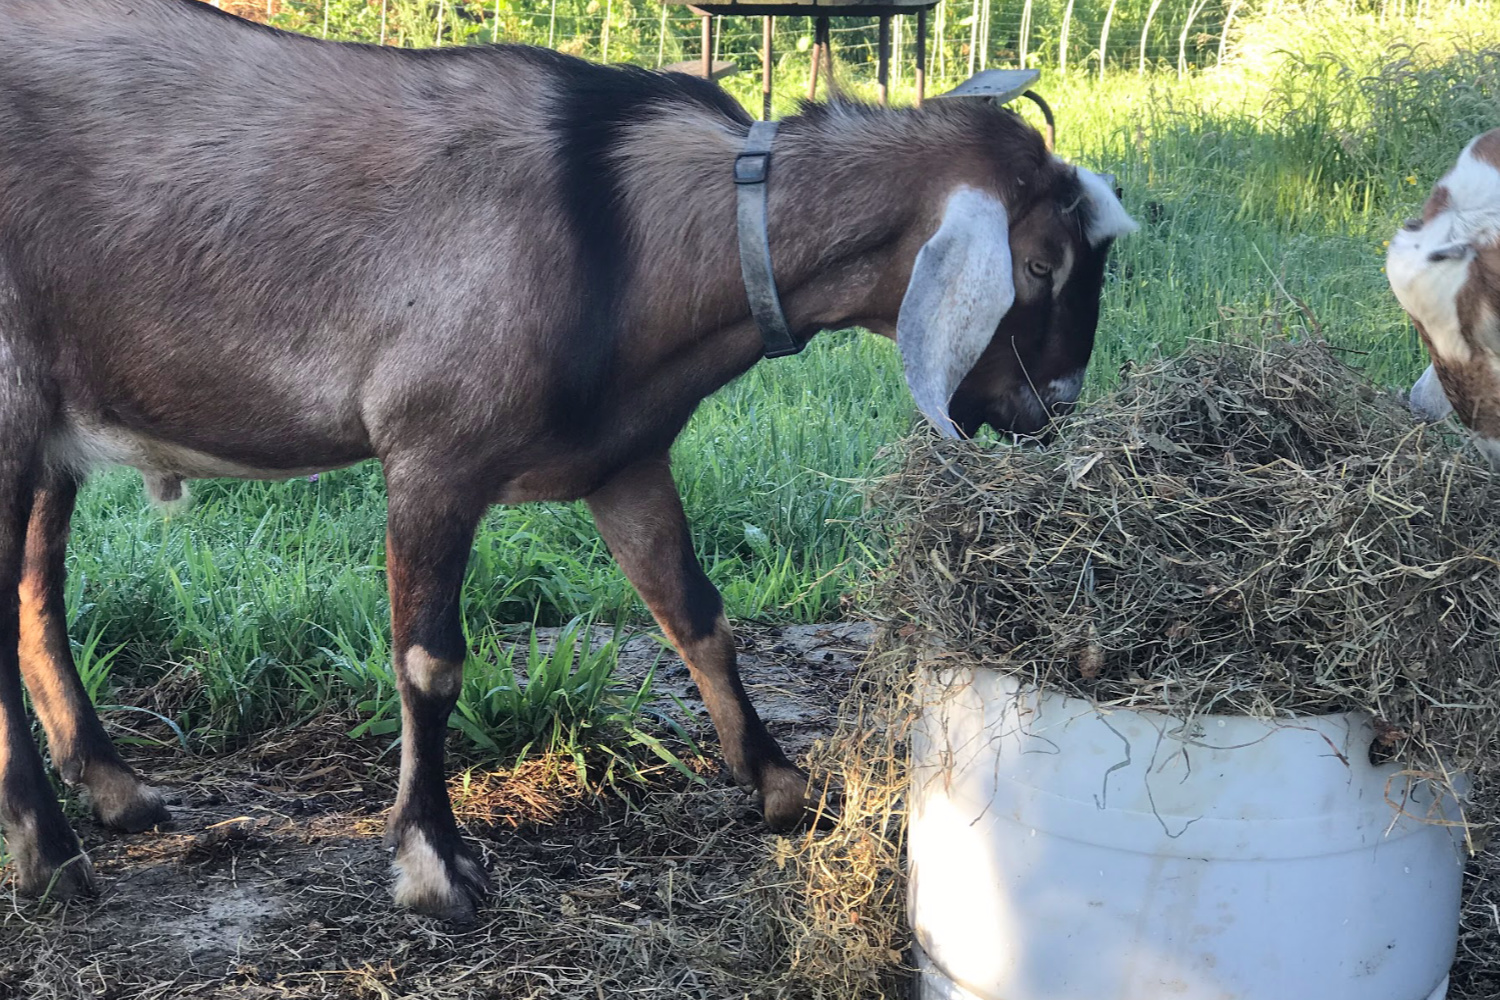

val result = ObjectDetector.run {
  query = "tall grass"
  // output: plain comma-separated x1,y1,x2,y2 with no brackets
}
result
56,1,1500,753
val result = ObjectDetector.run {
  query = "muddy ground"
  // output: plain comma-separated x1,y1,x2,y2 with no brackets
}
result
2,620,1497,998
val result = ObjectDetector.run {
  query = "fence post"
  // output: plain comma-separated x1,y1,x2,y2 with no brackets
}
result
1218,0,1240,66
1019,0,1033,68
982,0,993,71
1139,0,1163,74
967,0,979,76
1179,0,1211,78
763,16,774,118
1060,0,1076,73
917,8,927,104
1099,0,1117,82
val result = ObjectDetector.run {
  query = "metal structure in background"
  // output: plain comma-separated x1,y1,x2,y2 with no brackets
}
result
931,67,1054,149
660,0,940,117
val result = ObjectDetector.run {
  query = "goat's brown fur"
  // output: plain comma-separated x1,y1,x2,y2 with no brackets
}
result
0,0,1130,915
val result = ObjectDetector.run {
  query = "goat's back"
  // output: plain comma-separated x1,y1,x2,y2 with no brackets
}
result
0,0,750,469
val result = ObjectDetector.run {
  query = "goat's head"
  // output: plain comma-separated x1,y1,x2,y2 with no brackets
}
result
1388,129,1500,461
891,148,1137,439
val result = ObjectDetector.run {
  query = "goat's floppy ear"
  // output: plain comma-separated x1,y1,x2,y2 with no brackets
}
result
897,188,1015,438
1074,166,1138,247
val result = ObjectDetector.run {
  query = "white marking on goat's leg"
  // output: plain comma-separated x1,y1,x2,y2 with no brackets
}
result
0,812,97,899
1045,369,1085,415
391,827,488,921
403,646,462,700
381,483,488,920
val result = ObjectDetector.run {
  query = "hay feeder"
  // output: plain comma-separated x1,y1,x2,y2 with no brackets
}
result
909,669,1465,1000
876,339,1500,1000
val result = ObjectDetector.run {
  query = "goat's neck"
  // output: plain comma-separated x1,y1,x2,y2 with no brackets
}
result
622,118,938,378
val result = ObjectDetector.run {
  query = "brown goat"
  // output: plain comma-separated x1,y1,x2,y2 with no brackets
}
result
0,0,1135,919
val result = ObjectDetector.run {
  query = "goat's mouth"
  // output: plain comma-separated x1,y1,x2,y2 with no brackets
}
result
952,386,1080,440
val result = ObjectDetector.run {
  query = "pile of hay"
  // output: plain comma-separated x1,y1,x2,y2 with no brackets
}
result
874,337,1500,829
770,338,1500,1000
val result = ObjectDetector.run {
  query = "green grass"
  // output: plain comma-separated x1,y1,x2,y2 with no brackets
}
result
52,0,1500,755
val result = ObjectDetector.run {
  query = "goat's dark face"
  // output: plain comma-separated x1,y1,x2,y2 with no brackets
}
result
947,192,1118,437
895,166,1136,440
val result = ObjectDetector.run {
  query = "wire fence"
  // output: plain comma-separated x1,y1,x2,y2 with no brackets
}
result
231,0,1493,87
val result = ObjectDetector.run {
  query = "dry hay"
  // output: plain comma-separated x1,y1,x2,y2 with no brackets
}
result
873,337,1500,838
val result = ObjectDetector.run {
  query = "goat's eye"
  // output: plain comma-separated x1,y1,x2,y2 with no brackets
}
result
1027,259,1053,279
1402,217,1423,232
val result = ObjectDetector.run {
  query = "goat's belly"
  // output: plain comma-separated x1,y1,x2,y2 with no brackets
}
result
45,418,361,495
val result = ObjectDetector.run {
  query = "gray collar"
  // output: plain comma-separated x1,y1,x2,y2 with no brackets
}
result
734,121,802,359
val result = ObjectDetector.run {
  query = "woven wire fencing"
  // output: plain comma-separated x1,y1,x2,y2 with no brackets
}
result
229,0,1492,89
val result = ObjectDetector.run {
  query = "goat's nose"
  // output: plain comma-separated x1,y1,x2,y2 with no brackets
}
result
1409,363,1455,423
1046,371,1085,409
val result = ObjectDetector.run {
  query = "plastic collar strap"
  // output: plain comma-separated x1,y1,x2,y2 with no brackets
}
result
734,120,802,359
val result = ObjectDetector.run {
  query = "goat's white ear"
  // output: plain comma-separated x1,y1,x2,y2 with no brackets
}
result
1074,166,1138,247
897,188,1015,438
1410,363,1455,422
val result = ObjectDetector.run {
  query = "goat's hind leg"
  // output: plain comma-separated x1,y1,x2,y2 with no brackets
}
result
21,469,169,833
0,379,95,898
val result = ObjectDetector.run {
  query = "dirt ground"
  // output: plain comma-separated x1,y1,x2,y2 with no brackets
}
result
0,623,875,1000
2,620,1497,998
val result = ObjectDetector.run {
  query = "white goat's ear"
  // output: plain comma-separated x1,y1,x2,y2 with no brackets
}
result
1075,166,1138,247
897,188,1015,438
1410,363,1455,422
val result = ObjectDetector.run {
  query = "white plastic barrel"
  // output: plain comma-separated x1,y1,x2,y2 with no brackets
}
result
908,667,1466,1000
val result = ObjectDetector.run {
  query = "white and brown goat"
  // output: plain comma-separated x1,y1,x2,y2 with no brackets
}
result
1390,129,1500,451
0,0,1135,919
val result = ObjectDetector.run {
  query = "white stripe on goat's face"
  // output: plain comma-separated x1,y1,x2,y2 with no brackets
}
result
1389,130,1500,459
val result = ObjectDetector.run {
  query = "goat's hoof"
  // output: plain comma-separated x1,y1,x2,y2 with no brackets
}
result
391,828,489,923
6,823,99,902
759,765,818,833
87,767,171,833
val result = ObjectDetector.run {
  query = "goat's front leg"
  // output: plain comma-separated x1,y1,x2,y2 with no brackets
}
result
381,471,488,921
587,456,810,831
20,469,169,833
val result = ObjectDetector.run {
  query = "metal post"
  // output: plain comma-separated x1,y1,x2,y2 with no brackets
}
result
877,15,891,106
915,9,926,106
701,13,712,79
808,16,829,100
762,16,775,119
